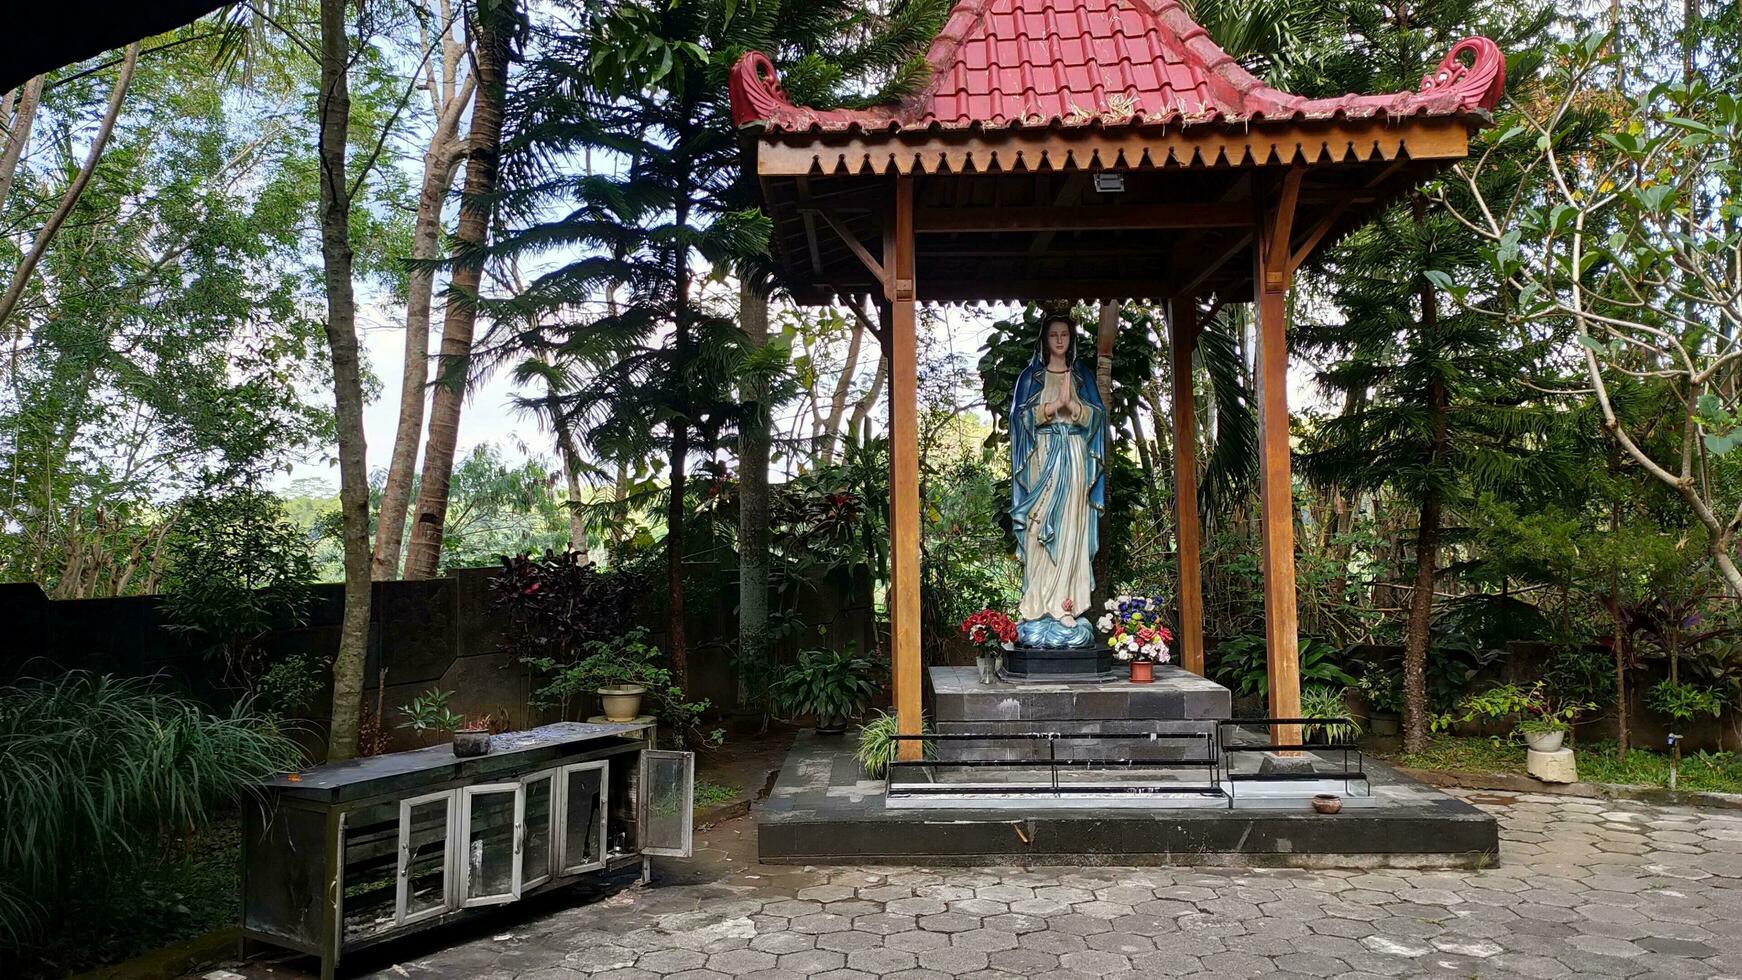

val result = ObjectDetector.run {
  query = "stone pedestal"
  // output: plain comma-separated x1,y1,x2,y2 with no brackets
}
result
1001,645,1112,682
1527,747,1577,784
929,664,1231,762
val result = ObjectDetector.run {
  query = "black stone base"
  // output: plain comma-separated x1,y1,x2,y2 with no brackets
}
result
757,734,1502,868
1001,645,1112,682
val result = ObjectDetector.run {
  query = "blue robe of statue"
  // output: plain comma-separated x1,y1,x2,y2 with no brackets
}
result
1010,355,1106,648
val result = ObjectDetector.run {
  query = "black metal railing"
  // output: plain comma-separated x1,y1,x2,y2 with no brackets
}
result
1215,718,1368,807
886,729,1223,800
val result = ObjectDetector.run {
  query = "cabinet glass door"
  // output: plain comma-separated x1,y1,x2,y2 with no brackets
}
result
396,791,454,926
460,783,523,908
640,750,695,858
520,770,556,889
558,761,608,875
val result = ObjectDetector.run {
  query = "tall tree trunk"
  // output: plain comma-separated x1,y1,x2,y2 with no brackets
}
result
0,48,136,334
318,0,372,762
0,75,45,217
738,280,772,709
403,0,514,580
848,354,887,442
664,152,694,695
817,312,864,465
373,67,473,579
1401,194,1447,756
553,408,589,559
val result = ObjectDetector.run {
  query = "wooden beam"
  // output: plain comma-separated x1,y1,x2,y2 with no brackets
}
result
816,208,885,283
1168,297,1205,677
1252,190,1302,749
1029,171,1089,255
917,279,1180,302
1171,231,1252,300
888,176,922,762
795,177,825,277
1287,159,1411,273
915,202,1248,233
755,117,1475,176
1262,167,1302,291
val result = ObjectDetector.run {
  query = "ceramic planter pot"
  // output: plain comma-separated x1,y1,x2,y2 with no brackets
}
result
1312,793,1343,814
597,684,646,722
1129,660,1155,684
452,729,493,757
1522,729,1565,753
816,714,848,736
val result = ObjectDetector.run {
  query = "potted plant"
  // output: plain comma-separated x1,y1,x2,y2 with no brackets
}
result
1356,666,1403,736
1439,681,1594,752
1301,685,1362,744
960,609,1016,684
524,628,670,722
1098,593,1172,683
452,713,497,757
769,647,882,735
398,687,462,747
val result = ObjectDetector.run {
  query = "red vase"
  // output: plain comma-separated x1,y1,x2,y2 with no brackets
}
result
1129,660,1154,684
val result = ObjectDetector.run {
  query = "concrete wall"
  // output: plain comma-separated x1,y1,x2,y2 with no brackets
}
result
0,559,880,756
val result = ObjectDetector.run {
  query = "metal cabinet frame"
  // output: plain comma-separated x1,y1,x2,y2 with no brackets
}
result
241,722,691,980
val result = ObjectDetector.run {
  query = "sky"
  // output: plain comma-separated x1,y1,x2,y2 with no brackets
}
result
276,295,1325,498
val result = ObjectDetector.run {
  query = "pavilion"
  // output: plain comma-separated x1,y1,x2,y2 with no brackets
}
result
728,0,1505,755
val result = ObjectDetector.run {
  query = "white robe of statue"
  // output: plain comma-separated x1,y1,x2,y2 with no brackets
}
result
1017,369,1095,626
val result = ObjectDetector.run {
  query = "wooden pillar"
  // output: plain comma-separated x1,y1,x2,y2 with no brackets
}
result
886,176,923,761
1166,297,1205,677
1254,170,1303,747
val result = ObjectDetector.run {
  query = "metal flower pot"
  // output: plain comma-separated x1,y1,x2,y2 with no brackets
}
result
452,729,493,757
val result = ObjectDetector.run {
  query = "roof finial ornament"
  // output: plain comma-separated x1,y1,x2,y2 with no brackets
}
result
1419,37,1506,111
729,51,789,127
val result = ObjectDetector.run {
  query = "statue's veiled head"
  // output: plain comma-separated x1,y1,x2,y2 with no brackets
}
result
1035,313,1077,367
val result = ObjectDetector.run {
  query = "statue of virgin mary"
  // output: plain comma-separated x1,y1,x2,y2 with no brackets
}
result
1010,314,1107,649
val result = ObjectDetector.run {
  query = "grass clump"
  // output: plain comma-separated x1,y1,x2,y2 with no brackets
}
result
0,672,301,975
1392,735,1742,794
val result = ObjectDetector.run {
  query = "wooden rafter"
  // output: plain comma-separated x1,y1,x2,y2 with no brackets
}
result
814,208,885,284
917,202,1248,233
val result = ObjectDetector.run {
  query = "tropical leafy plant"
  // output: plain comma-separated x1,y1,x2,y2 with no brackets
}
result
1435,681,1595,741
854,709,935,778
397,688,464,735
1301,685,1361,743
0,673,300,950
1647,681,1724,726
1212,634,1357,701
769,647,883,726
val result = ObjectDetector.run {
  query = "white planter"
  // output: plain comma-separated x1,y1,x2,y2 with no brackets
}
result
1522,730,1565,753
597,685,646,722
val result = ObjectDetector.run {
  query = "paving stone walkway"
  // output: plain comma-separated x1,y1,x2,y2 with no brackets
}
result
217,790,1742,980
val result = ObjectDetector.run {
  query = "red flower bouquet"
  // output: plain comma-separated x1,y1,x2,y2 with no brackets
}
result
960,609,1017,653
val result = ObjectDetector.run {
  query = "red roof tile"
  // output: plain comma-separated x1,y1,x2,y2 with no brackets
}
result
729,0,1504,133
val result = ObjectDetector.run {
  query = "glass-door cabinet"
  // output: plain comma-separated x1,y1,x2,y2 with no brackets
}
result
244,722,689,980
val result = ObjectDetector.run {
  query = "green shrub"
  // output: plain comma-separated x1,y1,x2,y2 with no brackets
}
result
0,673,301,950
769,647,882,726
1646,680,1723,725
1301,685,1361,743
1212,635,1356,702
854,709,934,777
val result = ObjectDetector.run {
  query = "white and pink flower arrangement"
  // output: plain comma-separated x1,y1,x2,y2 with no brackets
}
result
1096,593,1173,663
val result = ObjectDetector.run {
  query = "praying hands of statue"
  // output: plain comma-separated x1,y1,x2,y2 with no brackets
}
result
1048,395,1076,421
